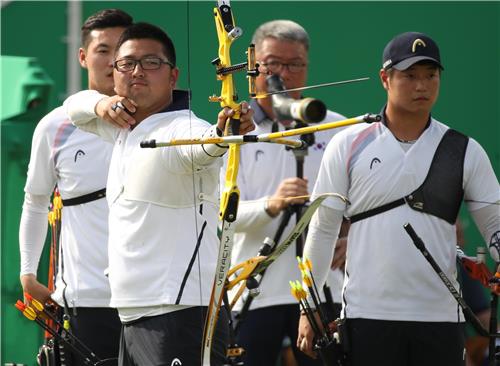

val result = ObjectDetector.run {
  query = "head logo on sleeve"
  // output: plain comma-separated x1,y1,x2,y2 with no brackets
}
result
370,157,381,170
255,149,264,162
74,149,86,162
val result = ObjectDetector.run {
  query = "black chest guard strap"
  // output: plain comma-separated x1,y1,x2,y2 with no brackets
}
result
61,188,106,207
350,129,469,225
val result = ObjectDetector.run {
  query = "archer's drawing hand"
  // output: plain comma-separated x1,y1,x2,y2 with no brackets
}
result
95,96,138,129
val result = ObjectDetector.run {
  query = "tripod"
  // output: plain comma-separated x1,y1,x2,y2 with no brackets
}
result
283,120,314,258
234,120,313,333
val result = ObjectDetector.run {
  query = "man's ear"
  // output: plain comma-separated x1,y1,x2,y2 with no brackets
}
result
380,68,389,91
79,48,87,68
170,67,180,89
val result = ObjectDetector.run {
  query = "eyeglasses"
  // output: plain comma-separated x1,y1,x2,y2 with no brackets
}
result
114,57,174,72
259,60,307,74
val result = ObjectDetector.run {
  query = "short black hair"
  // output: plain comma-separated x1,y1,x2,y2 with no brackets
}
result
115,22,176,67
81,9,133,48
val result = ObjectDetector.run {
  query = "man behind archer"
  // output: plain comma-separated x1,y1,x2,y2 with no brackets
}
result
226,19,348,365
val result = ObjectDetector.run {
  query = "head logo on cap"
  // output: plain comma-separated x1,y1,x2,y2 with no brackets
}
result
412,39,427,53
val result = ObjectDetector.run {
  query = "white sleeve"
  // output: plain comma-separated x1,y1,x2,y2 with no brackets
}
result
311,133,350,211
463,138,500,211
169,121,227,169
24,115,57,195
462,138,500,261
303,205,344,303
469,204,500,262
234,197,275,232
63,90,118,142
200,124,229,160
219,151,274,231
19,193,51,276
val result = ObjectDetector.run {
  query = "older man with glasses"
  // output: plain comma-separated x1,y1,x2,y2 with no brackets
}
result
225,19,347,366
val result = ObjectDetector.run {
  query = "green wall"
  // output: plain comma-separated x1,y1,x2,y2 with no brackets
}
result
3,1,498,165
2,1,499,364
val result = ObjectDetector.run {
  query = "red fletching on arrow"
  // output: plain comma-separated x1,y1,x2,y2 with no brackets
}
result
15,300,26,312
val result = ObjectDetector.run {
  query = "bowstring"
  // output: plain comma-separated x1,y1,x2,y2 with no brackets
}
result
183,0,205,327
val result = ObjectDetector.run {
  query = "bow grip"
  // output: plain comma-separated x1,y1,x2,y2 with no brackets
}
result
225,115,241,136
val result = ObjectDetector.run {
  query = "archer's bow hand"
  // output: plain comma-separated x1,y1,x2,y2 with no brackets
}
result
216,101,255,136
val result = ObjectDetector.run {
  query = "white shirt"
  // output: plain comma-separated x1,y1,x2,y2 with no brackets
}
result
65,90,227,320
308,117,500,322
228,105,347,311
20,106,113,307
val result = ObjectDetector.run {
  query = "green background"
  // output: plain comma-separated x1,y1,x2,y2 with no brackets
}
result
1,1,499,364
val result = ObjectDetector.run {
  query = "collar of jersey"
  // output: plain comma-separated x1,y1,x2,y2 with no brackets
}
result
380,104,432,132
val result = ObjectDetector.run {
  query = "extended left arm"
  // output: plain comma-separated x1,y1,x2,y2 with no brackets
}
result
470,204,500,262
463,138,499,261
186,102,254,166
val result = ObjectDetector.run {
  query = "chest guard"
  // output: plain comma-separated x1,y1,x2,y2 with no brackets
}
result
350,129,469,225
